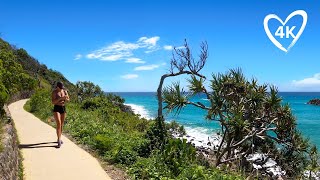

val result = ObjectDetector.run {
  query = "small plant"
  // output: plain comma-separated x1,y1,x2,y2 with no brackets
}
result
145,116,168,151
114,146,138,165
94,134,114,153
167,120,186,136
162,138,196,176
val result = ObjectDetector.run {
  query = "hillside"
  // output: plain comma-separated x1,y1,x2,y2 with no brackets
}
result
0,38,75,99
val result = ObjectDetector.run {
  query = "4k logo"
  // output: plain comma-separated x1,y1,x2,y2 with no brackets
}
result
275,26,296,39
264,10,308,52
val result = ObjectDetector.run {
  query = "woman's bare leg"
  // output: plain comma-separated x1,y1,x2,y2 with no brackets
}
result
60,113,66,137
54,112,62,142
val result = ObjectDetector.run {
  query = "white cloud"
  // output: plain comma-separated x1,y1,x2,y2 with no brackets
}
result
86,36,160,62
292,73,320,88
74,54,82,60
163,45,173,50
125,58,145,64
175,46,186,49
134,64,160,71
138,36,160,47
86,41,138,61
121,74,139,79
145,49,159,53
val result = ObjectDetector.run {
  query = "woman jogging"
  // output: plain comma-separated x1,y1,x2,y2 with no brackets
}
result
51,81,70,148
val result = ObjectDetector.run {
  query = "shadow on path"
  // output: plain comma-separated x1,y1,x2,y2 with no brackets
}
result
19,141,58,149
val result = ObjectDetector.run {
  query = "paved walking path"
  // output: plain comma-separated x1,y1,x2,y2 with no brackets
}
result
8,99,112,180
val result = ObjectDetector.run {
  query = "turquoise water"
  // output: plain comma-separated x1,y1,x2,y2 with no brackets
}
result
114,92,320,147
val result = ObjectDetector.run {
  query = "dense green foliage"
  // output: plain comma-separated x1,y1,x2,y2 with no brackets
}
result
0,39,36,115
25,88,243,179
76,81,104,101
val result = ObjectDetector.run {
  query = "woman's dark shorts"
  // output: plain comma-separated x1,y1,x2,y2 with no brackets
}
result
53,105,66,114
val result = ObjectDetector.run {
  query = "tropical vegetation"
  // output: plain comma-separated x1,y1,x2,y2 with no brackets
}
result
160,40,320,179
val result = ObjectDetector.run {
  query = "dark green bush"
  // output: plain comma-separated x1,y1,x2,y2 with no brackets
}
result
114,146,138,165
132,138,150,158
162,138,196,176
0,83,8,116
81,97,108,110
167,120,186,136
129,157,165,179
145,116,168,151
25,89,52,120
177,165,243,180
94,134,114,152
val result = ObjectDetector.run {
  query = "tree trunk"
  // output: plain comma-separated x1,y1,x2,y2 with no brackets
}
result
157,71,196,118
157,74,168,118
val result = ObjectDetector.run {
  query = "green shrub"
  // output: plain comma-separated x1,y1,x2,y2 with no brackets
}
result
177,165,243,180
27,90,51,113
81,97,108,110
0,83,8,116
129,157,168,179
167,120,186,136
94,134,114,153
131,138,150,158
162,138,196,176
145,117,168,151
114,146,138,165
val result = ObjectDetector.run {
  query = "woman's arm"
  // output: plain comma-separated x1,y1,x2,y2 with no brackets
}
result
64,90,70,102
52,91,65,104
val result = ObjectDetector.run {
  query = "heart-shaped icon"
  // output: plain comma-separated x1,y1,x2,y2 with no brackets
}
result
264,10,307,52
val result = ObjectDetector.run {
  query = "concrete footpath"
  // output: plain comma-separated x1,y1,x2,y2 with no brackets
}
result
8,99,112,180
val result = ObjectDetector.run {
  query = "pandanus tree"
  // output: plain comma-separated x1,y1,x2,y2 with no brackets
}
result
153,39,208,150
158,40,317,178
156,39,208,118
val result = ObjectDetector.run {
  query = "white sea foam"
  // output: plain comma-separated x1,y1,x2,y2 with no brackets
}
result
174,126,221,150
175,126,287,177
246,153,286,177
182,127,286,177
125,103,151,119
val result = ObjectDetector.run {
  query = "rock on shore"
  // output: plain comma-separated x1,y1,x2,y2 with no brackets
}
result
307,99,320,106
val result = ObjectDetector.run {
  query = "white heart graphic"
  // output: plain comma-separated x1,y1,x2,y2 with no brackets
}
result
264,10,307,52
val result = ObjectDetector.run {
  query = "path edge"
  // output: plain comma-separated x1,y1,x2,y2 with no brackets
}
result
0,103,24,180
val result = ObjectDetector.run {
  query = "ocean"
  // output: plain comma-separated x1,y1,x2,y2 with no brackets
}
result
114,92,320,147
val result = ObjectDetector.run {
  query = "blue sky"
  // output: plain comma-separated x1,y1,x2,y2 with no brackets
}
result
1,0,320,92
